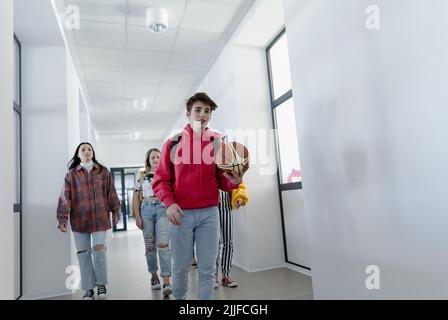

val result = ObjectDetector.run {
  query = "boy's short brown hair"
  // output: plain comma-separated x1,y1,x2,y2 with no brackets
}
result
186,92,218,113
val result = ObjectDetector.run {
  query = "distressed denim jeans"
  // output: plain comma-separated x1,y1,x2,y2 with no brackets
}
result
141,199,172,277
170,206,219,300
73,231,107,291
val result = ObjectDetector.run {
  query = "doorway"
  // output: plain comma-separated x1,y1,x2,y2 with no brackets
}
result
111,166,142,232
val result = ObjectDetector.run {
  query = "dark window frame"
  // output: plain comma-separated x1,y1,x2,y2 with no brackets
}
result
13,33,23,299
266,29,310,271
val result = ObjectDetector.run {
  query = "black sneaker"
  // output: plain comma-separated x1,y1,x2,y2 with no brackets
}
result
97,284,107,298
151,277,161,290
162,283,172,296
82,289,95,300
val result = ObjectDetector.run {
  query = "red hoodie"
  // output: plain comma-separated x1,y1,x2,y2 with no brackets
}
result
153,124,239,210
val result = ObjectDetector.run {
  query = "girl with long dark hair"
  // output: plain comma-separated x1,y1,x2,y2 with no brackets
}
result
57,142,120,300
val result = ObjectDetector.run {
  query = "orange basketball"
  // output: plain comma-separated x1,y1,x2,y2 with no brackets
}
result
215,141,250,176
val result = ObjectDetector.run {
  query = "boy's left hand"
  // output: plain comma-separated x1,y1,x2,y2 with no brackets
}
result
224,171,243,185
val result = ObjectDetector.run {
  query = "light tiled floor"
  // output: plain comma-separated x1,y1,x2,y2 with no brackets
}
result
47,219,313,300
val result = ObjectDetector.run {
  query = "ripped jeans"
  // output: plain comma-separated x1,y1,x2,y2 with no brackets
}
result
73,231,107,291
141,199,172,277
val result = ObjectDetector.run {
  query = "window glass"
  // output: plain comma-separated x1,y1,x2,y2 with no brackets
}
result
269,34,292,100
14,39,20,105
14,111,21,204
274,97,302,184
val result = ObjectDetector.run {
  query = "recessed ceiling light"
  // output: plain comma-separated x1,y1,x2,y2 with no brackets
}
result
146,6,168,33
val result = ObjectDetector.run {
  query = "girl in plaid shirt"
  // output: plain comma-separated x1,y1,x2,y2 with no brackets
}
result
57,142,120,300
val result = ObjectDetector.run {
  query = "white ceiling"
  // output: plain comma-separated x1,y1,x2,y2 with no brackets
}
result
52,0,255,142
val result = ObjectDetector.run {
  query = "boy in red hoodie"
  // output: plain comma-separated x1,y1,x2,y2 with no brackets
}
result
152,92,243,300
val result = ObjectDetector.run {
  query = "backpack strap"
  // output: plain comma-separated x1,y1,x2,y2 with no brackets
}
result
170,133,183,179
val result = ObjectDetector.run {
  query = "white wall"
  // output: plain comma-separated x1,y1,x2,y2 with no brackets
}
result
66,55,80,151
79,92,89,142
22,45,71,299
96,140,163,169
284,0,448,299
231,45,284,271
0,0,15,300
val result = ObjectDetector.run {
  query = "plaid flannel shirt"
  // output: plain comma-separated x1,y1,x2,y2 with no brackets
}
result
57,163,121,233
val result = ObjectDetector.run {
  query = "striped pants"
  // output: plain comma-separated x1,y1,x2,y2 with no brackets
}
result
216,190,233,278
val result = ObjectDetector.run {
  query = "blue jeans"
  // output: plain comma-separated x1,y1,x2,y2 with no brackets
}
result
73,231,107,291
141,199,171,277
170,206,219,300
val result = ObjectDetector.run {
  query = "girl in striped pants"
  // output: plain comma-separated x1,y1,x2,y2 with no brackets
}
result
215,183,248,288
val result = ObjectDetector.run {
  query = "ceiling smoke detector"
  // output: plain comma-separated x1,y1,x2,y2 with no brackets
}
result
146,6,168,33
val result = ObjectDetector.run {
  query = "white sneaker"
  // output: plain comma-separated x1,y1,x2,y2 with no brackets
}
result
222,277,238,288
214,280,219,289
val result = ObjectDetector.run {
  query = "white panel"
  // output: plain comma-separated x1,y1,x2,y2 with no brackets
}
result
181,0,239,33
152,103,183,113
157,84,192,96
281,190,310,268
78,46,125,67
86,81,123,95
168,52,213,71
155,95,185,106
73,21,126,48
125,49,170,68
126,25,177,51
83,66,124,82
206,0,243,4
64,0,127,24
174,30,225,55
124,83,159,97
88,94,129,105
125,67,163,84
21,46,71,299
284,0,448,299
161,70,201,85
96,140,164,168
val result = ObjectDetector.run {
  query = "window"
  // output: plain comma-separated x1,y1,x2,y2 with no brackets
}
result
267,29,302,188
13,35,22,212
13,34,23,299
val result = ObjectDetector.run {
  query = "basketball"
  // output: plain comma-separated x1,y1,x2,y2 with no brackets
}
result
215,141,250,176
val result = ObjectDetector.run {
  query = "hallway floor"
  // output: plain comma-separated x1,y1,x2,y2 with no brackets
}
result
48,221,313,300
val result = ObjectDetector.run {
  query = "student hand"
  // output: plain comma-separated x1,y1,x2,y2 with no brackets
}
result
223,171,243,185
113,214,120,225
135,216,143,230
58,223,67,233
235,198,243,209
167,203,184,225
